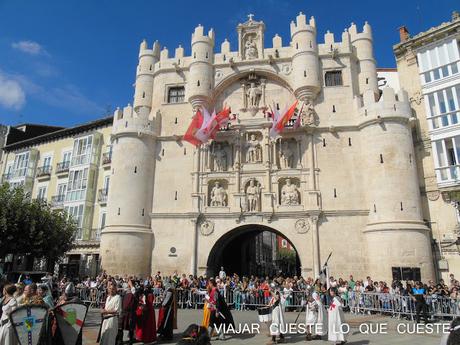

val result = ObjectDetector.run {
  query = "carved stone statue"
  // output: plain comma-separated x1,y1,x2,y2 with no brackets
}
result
245,36,258,60
301,102,316,126
210,181,227,207
281,178,300,206
280,141,294,169
246,82,262,108
246,134,262,163
212,143,227,171
246,178,261,212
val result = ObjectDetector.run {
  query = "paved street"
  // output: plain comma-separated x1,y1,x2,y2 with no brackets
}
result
82,308,445,345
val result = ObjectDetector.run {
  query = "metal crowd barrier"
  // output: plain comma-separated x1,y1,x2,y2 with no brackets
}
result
74,287,460,320
347,292,460,320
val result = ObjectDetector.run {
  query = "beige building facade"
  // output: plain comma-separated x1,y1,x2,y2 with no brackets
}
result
1,13,441,282
394,12,460,281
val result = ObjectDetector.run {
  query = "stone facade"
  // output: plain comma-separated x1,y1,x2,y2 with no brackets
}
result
394,12,460,281
98,13,435,282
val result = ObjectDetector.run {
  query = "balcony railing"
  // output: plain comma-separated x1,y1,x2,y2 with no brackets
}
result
102,152,112,165
98,188,108,204
36,165,52,178
51,194,65,208
56,161,70,174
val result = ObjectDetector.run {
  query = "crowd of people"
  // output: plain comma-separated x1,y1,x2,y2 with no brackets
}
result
1,269,460,345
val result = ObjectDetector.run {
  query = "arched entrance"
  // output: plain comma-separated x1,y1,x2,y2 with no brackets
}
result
206,225,301,278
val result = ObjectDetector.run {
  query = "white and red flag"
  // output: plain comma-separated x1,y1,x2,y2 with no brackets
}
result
183,106,231,146
269,100,299,139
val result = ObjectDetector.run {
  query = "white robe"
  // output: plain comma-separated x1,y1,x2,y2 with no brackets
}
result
269,295,285,336
306,298,327,336
100,295,122,345
0,298,17,345
328,296,347,342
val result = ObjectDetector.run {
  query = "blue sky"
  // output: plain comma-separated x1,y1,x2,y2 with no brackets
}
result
0,0,457,127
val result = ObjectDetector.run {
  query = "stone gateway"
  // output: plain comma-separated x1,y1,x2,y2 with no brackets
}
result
99,13,435,282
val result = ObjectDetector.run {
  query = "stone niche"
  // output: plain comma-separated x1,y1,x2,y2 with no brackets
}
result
276,138,298,169
209,141,231,172
278,177,301,206
208,179,229,207
244,131,263,164
241,178,263,212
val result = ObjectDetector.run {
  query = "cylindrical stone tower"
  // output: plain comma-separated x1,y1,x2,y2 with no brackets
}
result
350,22,379,98
100,40,158,277
360,87,435,281
187,24,215,110
290,12,321,102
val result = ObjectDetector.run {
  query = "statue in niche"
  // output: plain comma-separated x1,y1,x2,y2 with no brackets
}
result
280,141,294,169
246,134,262,163
210,181,227,207
246,82,262,108
281,178,300,206
301,102,317,126
245,35,258,60
212,143,227,171
245,178,261,212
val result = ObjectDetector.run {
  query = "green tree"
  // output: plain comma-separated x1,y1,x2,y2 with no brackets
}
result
0,183,77,271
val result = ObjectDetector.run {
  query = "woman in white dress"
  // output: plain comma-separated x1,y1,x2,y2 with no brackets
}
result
0,284,18,345
100,281,122,345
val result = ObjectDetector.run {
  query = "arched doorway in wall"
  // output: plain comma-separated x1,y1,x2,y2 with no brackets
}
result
206,224,301,278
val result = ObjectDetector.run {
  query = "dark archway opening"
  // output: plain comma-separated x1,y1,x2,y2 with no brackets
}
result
206,225,301,278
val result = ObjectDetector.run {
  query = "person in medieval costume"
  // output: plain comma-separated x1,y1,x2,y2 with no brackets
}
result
305,291,327,341
191,286,211,330
135,285,157,343
327,289,347,345
207,278,234,341
157,279,177,341
99,281,122,345
51,282,84,345
268,288,285,345
120,280,138,345
0,284,18,345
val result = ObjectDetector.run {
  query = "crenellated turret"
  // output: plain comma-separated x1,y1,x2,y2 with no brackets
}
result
290,12,321,102
359,87,435,280
349,22,378,98
187,24,215,109
134,40,160,118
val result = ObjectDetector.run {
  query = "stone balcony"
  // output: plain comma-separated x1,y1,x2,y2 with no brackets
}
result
55,161,70,176
36,165,52,180
50,194,65,208
98,188,108,204
102,152,112,168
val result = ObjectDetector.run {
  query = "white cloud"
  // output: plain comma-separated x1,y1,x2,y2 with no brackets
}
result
12,40,47,55
0,71,26,110
12,74,103,115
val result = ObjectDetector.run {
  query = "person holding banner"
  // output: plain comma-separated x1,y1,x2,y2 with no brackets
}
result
99,281,122,345
0,284,17,345
305,292,327,341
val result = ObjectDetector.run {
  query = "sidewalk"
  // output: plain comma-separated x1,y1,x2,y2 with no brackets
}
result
83,308,446,344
